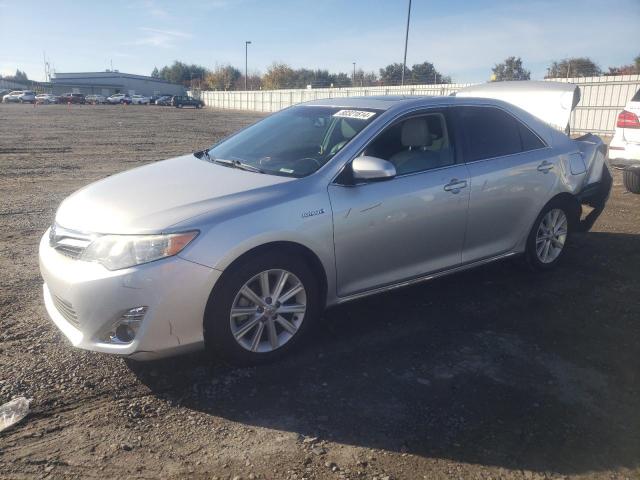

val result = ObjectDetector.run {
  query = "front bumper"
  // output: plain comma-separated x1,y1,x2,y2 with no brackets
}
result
39,230,222,360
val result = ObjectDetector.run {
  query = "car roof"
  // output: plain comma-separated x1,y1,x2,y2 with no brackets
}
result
299,95,456,110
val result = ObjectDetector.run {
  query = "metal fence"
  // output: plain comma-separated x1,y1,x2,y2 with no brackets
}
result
544,74,640,134
196,74,640,135
197,83,474,112
0,78,46,93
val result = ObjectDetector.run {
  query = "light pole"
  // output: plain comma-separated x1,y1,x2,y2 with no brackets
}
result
352,62,356,86
401,0,412,86
245,40,252,90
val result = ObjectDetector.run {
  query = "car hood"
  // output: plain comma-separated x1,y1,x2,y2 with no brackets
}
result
55,154,295,234
456,80,580,132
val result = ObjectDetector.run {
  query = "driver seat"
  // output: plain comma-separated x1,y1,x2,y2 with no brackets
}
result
390,118,440,174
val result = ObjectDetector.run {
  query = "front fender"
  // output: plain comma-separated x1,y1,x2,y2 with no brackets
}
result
176,190,337,300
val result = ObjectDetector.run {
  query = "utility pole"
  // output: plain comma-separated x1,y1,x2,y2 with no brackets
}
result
401,0,412,86
353,62,356,85
245,41,252,90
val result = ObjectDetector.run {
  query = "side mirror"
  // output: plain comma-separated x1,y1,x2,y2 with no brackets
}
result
352,156,396,182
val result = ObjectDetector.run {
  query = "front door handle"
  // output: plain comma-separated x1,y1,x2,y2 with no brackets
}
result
443,179,468,193
537,160,554,173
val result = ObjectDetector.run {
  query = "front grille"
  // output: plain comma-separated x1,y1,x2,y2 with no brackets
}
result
49,224,93,259
52,294,81,329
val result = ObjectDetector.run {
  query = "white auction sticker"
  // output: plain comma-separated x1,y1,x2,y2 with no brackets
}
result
333,110,376,120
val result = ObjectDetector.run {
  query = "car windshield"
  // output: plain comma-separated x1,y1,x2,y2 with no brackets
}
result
207,106,380,177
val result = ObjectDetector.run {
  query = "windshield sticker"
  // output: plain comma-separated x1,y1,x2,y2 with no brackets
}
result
279,168,295,174
333,110,376,120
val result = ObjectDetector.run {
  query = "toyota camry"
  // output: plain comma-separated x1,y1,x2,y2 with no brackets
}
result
39,81,611,364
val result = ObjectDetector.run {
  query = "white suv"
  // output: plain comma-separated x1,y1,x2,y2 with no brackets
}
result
107,93,132,105
609,88,640,193
131,94,150,105
2,90,36,103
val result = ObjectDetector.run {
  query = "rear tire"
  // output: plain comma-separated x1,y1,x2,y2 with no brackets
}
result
524,199,573,271
204,251,321,365
623,170,640,194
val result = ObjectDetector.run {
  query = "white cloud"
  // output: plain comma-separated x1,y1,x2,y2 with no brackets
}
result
127,0,169,17
131,27,193,48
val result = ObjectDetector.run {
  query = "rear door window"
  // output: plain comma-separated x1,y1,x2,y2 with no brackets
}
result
456,106,544,162
518,123,545,151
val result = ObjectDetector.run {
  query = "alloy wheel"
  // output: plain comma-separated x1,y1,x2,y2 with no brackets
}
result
229,269,307,353
536,208,568,264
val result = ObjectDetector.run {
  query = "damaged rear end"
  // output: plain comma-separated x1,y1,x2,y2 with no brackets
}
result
457,80,612,231
570,133,612,230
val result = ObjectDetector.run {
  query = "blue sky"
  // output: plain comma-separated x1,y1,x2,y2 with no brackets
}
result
1,0,638,83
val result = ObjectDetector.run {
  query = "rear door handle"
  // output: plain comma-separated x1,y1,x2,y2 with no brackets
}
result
443,179,468,193
537,160,554,173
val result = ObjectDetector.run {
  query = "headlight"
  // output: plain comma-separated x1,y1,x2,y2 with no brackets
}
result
80,231,198,270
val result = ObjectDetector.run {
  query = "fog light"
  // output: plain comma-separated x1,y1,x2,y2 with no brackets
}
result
101,306,148,344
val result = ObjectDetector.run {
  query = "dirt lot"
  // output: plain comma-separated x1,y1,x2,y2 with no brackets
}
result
0,103,639,480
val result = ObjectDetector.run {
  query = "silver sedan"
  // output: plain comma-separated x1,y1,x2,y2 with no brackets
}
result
39,81,611,364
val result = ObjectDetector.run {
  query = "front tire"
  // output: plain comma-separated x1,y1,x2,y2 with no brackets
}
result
524,199,572,271
204,251,321,365
623,170,640,194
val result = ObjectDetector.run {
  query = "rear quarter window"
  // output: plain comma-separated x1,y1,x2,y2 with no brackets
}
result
632,89,640,102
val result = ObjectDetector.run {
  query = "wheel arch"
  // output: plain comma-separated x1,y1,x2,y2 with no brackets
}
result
545,192,582,230
207,241,329,310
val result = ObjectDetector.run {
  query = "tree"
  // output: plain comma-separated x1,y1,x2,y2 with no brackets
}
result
151,67,160,78
234,73,262,91
331,72,352,88
491,56,530,81
353,69,378,87
205,65,241,91
546,57,601,78
410,61,450,84
379,63,407,85
262,63,298,89
1,69,29,82
606,64,638,76
606,54,640,75
157,61,209,86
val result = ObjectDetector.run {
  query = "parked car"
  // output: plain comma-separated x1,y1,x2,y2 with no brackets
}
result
171,95,204,108
155,95,172,106
86,94,108,104
35,93,58,104
59,93,86,104
3,90,36,103
107,93,132,105
609,88,640,193
39,81,611,364
131,94,150,105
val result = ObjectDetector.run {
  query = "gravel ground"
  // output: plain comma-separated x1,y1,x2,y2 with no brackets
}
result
0,103,639,480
